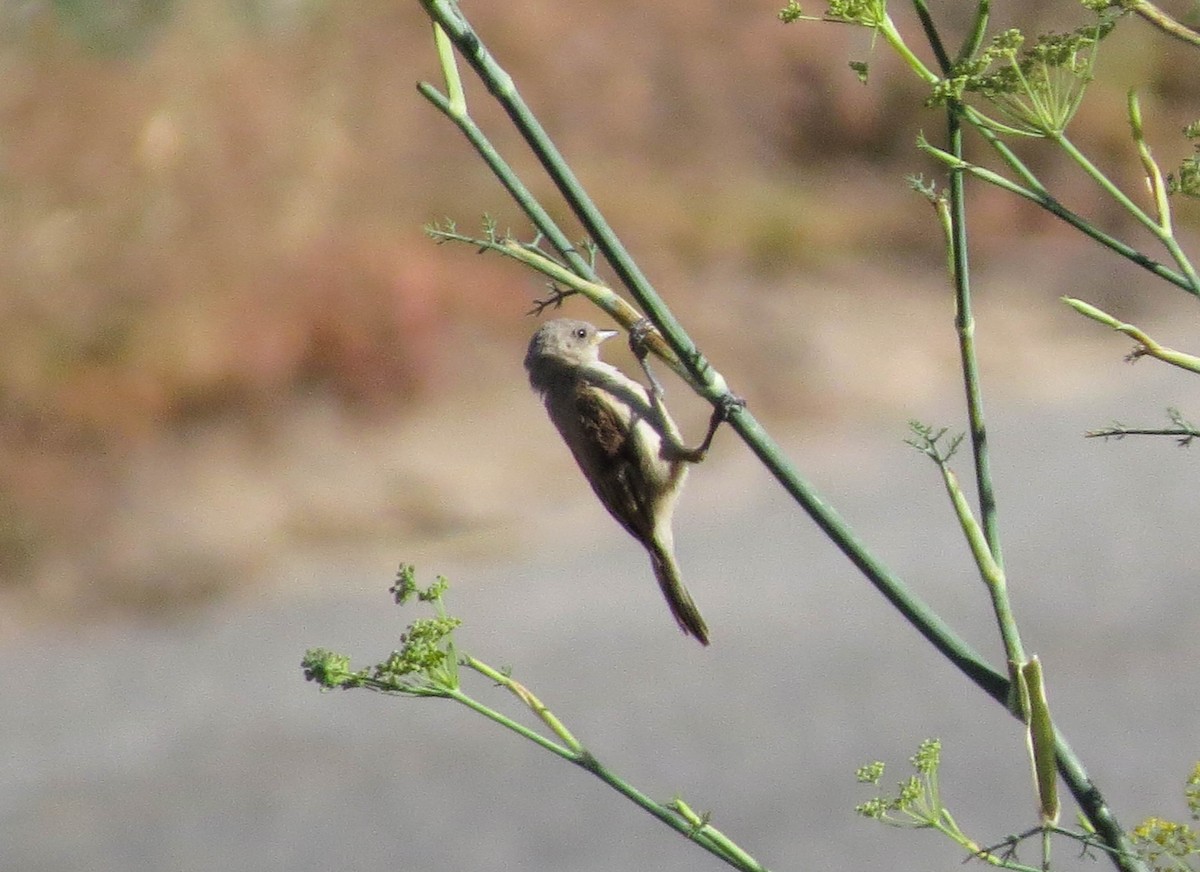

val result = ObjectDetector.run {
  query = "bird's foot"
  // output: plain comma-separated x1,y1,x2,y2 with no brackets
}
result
628,317,657,361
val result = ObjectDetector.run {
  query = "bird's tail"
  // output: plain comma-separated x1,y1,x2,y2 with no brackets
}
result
648,539,710,645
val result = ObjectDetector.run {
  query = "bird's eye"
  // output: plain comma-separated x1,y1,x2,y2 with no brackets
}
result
574,327,588,339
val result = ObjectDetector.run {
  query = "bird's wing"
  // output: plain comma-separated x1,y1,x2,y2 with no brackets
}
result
560,384,658,542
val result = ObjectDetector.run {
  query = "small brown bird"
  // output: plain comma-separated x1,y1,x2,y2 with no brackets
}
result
524,318,724,644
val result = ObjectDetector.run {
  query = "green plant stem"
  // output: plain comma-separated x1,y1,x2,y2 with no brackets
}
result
917,7,1142,865
954,104,1200,296
1126,92,1200,294
465,656,584,753
572,753,768,872
418,71,711,382
446,685,577,760
1052,132,1200,293
945,109,1007,576
415,5,1145,870
730,415,1009,695
879,10,939,84
459,656,767,871
1131,0,1200,48
954,0,991,67
669,798,764,871
1088,427,1190,438
419,0,731,406
1128,91,1173,235
1018,658,1061,828
431,23,465,115
916,2,1006,574
911,0,951,73
939,110,1030,711
920,136,1193,293
416,102,710,385
426,222,647,325
417,1,1007,705
940,464,1023,671
1062,297,1200,373
415,85,595,284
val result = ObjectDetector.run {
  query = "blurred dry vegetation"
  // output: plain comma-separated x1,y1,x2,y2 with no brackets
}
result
0,0,1197,623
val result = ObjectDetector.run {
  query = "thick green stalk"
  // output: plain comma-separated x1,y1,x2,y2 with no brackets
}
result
916,0,1006,574
728,413,1009,698
945,107,1006,575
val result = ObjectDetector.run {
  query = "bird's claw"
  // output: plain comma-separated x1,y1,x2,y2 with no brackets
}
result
628,317,657,360
717,393,746,421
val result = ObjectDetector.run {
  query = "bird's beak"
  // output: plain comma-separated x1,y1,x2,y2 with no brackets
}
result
596,329,619,343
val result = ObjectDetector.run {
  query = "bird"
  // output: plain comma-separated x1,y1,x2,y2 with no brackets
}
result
524,318,724,644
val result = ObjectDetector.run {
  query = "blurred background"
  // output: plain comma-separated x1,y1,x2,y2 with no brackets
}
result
2,0,1200,870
